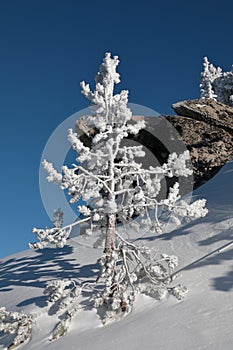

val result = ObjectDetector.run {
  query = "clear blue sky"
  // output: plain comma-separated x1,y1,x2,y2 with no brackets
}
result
1,0,233,258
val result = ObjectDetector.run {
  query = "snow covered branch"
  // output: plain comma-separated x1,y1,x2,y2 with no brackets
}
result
0,307,35,350
42,160,62,184
29,217,91,249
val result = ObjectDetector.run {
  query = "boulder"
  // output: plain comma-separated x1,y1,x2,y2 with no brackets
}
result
169,98,233,188
172,98,233,133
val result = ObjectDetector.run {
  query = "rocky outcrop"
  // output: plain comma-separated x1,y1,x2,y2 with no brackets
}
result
172,99,233,133
168,98,233,188
75,98,233,191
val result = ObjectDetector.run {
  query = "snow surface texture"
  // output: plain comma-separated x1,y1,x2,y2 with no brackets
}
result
1,161,233,349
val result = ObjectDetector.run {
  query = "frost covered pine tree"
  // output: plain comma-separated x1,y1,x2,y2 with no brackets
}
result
214,65,233,106
29,52,208,339
200,56,222,100
53,208,63,229
200,56,233,106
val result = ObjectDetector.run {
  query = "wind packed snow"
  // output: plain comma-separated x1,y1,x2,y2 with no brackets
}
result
1,160,233,349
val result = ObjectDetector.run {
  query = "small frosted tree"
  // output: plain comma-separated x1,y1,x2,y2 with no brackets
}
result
53,208,63,228
200,56,233,106
30,53,207,339
214,67,233,106
200,56,222,100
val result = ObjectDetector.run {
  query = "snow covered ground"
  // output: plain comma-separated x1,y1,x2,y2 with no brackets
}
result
1,160,233,350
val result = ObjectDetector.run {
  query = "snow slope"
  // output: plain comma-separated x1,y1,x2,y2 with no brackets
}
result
1,160,233,350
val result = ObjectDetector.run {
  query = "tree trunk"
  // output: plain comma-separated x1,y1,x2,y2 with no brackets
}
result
104,213,116,257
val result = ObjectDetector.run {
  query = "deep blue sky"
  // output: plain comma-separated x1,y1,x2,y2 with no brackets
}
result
1,0,233,258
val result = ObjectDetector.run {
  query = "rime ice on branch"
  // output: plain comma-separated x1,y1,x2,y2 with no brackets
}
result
29,52,208,335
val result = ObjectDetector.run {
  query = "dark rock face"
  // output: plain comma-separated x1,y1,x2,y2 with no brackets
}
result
130,99,233,190
168,98,233,188
128,116,193,196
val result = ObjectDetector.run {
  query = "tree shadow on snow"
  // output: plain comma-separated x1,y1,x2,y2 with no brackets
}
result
0,332,15,349
212,267,233,292
135,212,233,293
184,224,233,281
0,245,99,308
167,218,233,293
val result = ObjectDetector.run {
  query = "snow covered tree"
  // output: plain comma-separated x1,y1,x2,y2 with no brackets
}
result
29,52,208,338
214,66,233,106
200,57,222,100
200,56,233,106
53,208,63,228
